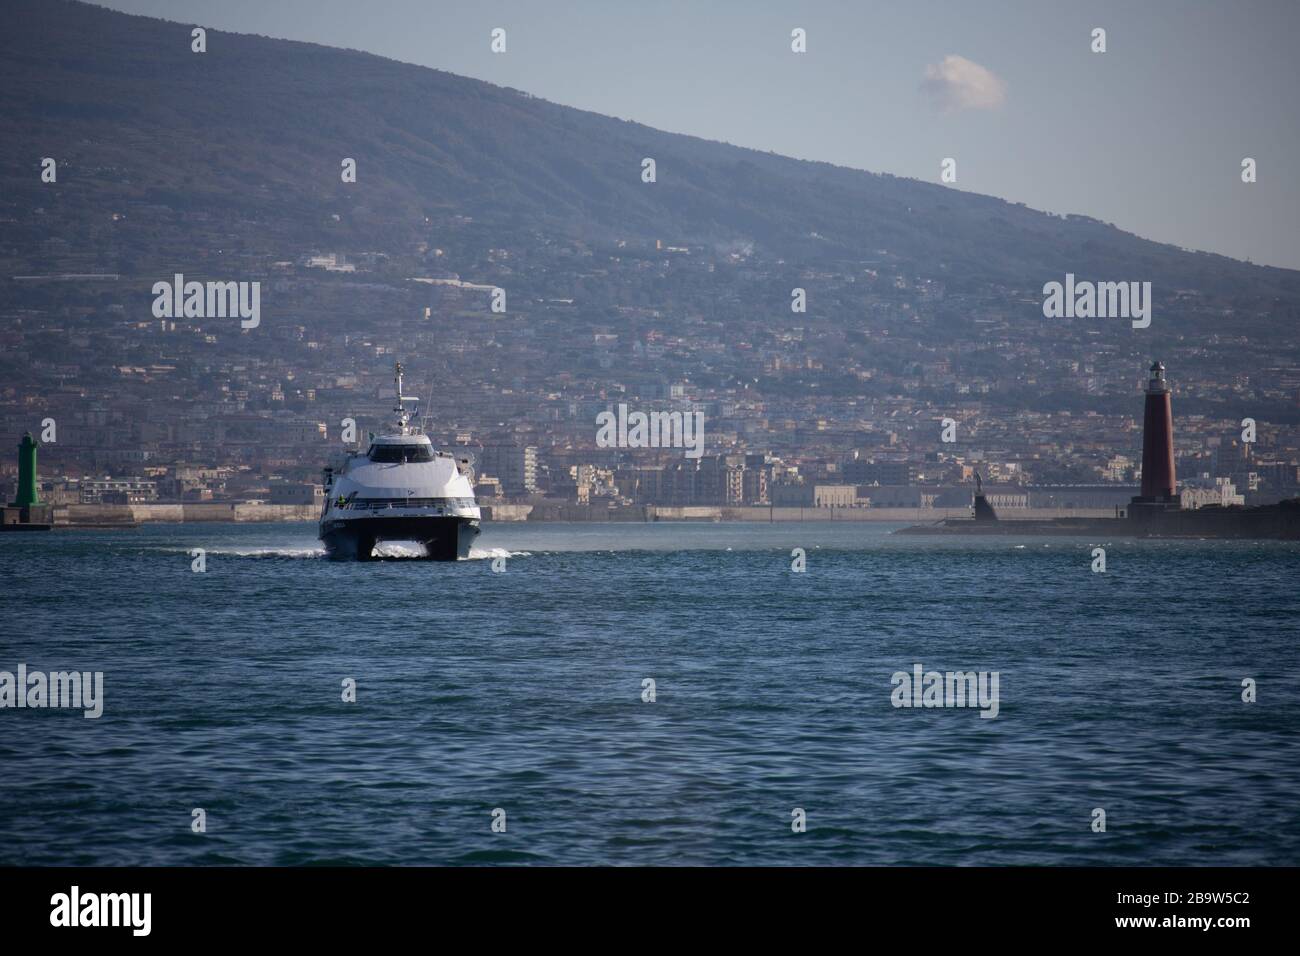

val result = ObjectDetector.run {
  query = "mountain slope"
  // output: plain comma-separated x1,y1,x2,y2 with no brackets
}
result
2,0,1297,312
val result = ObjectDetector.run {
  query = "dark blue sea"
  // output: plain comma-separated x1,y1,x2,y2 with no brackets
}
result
1,521,1297,866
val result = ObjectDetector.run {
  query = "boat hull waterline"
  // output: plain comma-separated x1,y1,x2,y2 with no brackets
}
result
320,514,480,561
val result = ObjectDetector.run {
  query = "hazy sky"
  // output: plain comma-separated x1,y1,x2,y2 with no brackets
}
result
93,0,1300,270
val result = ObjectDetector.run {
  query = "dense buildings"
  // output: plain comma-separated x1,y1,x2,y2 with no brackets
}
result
3,197,1298,515
3,227,1298,514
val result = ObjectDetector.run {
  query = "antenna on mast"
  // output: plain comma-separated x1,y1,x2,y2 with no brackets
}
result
392,361,420,434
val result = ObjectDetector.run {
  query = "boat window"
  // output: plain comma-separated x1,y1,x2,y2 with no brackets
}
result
368,444,434,463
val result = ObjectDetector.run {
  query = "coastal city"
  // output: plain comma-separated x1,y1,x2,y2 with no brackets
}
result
3,215,1297,523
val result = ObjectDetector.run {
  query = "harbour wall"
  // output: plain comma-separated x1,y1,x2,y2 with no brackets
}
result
52,502,1117,526
55,503,320,526
488,504,1115,523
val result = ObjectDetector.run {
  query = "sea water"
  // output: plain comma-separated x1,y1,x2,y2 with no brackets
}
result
1,522,1296,865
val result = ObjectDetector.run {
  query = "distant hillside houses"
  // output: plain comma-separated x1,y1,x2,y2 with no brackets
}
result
303,253,355,273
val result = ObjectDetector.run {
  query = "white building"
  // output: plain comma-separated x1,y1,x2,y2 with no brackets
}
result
1180,477,1245,509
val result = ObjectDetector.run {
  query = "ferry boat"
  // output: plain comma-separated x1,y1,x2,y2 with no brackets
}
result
319,363,480,560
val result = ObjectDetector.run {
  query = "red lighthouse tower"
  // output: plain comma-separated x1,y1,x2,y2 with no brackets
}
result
1133,361,1178,511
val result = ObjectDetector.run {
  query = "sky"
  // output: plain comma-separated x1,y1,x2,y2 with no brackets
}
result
92,0,1300,270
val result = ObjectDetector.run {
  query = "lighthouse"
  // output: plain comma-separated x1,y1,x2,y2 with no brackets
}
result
1,431,52,531
1131,361,1179,514
12,431,40,507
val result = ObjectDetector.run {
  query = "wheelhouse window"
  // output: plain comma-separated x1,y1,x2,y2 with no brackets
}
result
368,444,434,463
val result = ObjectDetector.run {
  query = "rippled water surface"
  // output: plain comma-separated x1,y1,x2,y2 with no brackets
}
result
1,521,1297,865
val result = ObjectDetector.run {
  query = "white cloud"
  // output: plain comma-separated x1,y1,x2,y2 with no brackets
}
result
921,54,1007,111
